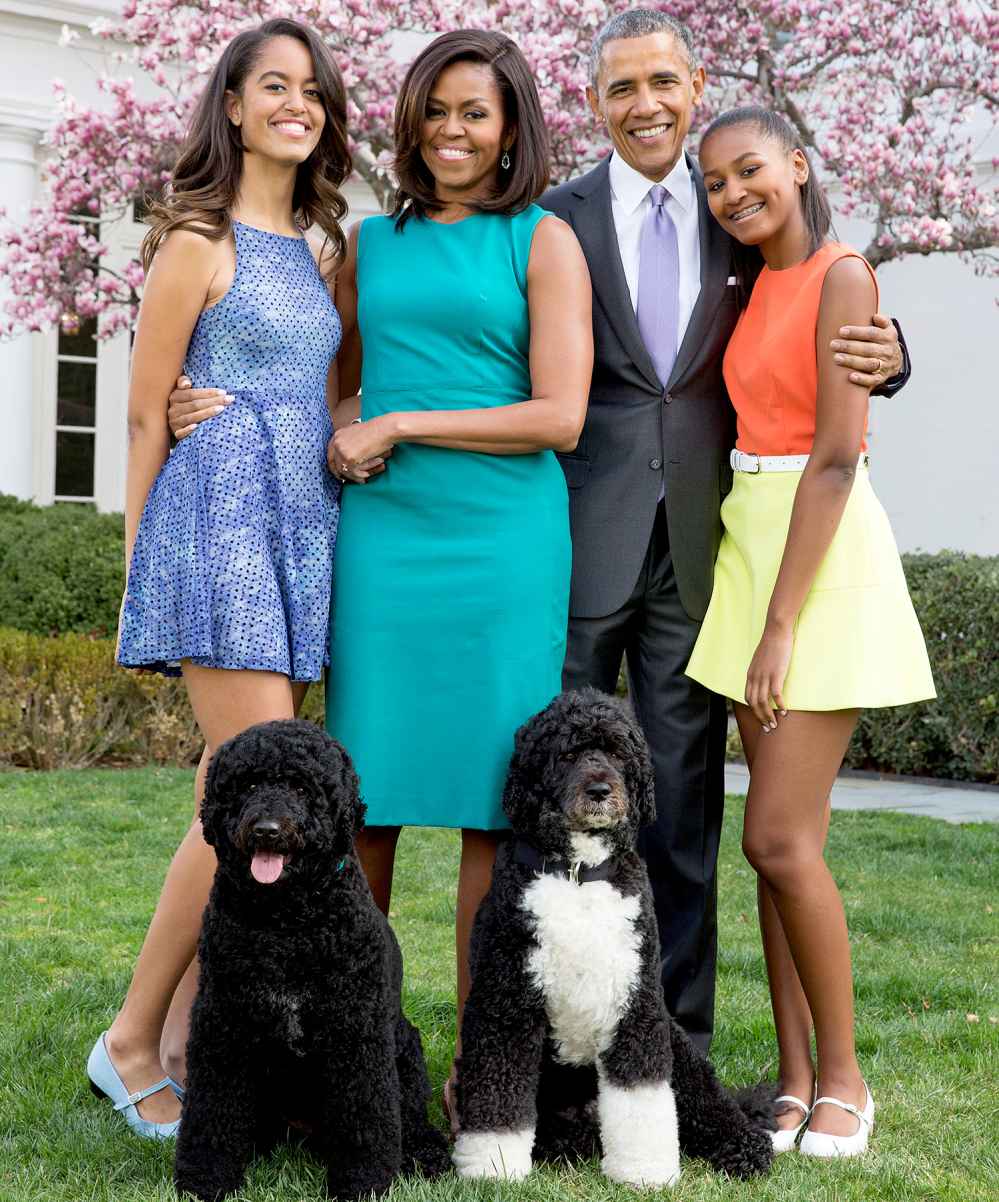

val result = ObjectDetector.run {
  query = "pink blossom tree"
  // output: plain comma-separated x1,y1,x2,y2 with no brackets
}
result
2,0,996,338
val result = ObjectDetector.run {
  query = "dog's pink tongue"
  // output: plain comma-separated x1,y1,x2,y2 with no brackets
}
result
250,851,286,884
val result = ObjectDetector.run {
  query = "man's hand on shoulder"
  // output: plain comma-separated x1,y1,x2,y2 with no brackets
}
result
829,313,904,392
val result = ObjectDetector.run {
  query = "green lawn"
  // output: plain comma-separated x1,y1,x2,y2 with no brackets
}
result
1,768,997,1202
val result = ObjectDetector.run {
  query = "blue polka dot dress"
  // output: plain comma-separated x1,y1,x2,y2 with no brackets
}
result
117,221,341,681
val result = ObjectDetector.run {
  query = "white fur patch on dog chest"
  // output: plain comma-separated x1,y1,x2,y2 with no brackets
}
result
522,875,642,1066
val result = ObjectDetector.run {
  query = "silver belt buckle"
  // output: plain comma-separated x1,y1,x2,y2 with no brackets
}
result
739,450,760,474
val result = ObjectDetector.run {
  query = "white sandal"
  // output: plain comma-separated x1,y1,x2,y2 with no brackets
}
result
798,1083,874,1158
770,1093,812,1153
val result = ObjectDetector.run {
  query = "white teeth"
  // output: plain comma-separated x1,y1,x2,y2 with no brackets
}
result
633,124,670,140
274,122,308,133
437,148,473,159
731,203,764,221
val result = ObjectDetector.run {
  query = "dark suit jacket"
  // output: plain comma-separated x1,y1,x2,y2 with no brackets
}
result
542,154,739,622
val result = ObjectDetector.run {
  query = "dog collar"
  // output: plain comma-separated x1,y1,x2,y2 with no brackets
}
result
512,839,617,885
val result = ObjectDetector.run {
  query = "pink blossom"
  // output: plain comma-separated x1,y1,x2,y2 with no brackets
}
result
1,0,995,338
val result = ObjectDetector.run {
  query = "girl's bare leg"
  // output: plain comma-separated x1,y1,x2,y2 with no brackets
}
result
738,707,829,1130
737,705,866,1138
102,666,307,1118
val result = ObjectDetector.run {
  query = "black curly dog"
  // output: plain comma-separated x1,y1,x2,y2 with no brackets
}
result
453,689,774,1187
174,719,450,1201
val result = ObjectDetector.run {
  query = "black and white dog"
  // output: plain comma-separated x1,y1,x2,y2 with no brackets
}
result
453,689,774,1187
174,719,449,1201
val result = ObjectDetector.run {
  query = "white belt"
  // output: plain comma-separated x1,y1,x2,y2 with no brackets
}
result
730,449,870,474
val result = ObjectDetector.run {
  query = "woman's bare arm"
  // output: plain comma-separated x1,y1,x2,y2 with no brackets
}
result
328,221,363,427
745,256,877,728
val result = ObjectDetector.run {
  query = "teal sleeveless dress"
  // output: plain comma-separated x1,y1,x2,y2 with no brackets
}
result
325,206,570,829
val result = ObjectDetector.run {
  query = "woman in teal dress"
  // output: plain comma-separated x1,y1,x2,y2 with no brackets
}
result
325,30,592,1112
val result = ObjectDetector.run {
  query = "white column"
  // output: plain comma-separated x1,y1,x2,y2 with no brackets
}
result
0,123,41,500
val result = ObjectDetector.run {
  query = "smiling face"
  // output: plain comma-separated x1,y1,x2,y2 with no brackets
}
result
420,60,510,206
699,122,810,255
587,32,704,182
225,34,326,167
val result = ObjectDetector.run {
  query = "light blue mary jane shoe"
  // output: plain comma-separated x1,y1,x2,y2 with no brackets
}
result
87,1032,181,1139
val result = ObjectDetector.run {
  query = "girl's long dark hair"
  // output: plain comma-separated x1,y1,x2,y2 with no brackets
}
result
391,30,550,229
699,106,833,304
142,19,351,276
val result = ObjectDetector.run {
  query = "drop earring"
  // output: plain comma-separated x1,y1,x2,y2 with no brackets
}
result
501,151,511,170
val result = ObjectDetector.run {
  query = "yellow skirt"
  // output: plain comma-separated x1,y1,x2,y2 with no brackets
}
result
686,466,936,711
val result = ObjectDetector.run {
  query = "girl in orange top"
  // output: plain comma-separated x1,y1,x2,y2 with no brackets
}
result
687,107,934,1159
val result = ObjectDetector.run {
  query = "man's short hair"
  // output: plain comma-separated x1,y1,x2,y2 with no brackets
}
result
589,8,696,88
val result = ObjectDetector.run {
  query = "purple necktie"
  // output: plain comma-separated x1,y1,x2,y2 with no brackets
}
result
636,184,680,389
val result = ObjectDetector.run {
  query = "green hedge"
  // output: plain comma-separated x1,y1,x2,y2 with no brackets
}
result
0,627,324,770
1,497,994,780
0,495,124,637
845,552,998,783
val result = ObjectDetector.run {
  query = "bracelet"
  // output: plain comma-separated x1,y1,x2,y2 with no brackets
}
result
351,417,362,425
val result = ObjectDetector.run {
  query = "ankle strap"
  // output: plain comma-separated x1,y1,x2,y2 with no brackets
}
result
774,1094,812,1119
812,1095,871,1126
114,1077,174,1111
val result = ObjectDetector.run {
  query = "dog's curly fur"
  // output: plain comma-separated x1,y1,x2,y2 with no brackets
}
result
454,689,774,1186
174,720,449,1202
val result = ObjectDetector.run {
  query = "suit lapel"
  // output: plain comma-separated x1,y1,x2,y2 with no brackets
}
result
667,161,731,391
570,159,663,393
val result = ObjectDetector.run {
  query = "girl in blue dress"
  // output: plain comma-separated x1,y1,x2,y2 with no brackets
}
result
87,19,350,1138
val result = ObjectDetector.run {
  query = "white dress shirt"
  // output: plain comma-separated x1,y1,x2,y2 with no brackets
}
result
608,150,701,348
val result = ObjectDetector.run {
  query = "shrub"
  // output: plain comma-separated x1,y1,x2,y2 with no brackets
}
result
0,495,124,637
845,552,999,783
0,500,994,781
0,626,325,770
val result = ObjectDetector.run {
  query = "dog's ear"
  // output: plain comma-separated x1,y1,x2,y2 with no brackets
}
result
502,701,564,831
319,736,366,852
501,756,535,833
622,717,656,829
199,735,241,851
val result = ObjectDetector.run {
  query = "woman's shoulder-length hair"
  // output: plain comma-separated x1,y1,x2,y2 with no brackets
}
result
391,30,550,229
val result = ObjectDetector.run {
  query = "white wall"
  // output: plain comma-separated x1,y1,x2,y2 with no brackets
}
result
863,241,998,556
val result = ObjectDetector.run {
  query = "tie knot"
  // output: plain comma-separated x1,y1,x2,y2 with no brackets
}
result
649,184,668,208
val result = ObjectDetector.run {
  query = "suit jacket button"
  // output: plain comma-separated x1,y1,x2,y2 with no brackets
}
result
663,392,673,404
649,457,662,470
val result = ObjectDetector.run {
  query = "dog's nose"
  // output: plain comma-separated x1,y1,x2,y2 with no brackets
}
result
585,781,612,801
253,819,281,840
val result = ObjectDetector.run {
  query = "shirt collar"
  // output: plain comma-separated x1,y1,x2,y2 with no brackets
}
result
609,150,695,217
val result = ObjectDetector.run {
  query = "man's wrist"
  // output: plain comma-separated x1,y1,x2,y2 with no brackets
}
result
872,318,911,398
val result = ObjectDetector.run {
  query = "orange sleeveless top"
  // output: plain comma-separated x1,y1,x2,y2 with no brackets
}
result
723,242,879,456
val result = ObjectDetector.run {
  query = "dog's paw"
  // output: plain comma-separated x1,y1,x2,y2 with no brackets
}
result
598,1077,681,1189
409,1128,451,1179
174,1175,240,1202
601,1153,681,1190
323,1166,395,1200
710,1127,775,1179
452,1129,534,1180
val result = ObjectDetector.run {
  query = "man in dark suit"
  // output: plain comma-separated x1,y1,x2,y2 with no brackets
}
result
541,9,907,1051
